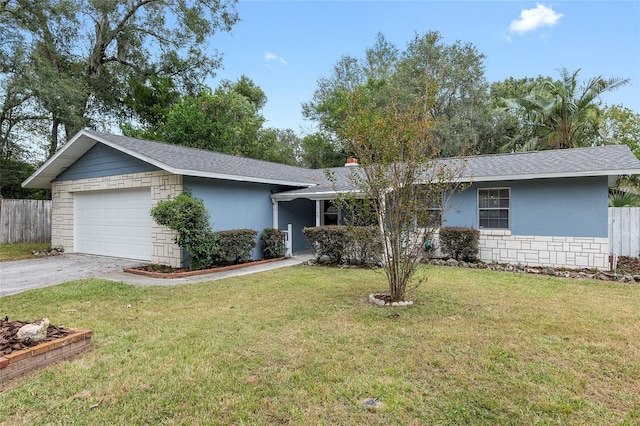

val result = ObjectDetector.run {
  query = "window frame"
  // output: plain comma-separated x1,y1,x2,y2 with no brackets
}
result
477,187,510,230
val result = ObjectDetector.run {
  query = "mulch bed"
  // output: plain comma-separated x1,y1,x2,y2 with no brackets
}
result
0,318,74,356
125,257,286,278
617,256,640,275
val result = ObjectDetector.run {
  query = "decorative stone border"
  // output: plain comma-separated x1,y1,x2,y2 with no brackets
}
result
369,294,414,307
0,328,93,383
426,258,640,283
124,257,286,279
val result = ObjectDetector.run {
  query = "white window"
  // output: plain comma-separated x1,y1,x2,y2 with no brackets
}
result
478,188,510,229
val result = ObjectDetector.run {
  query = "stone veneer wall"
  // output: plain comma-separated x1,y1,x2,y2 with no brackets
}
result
478,230,609,269
51,170,183,267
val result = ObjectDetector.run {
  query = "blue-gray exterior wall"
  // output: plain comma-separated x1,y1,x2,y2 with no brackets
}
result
443,176,609,238
55,143,159,181
278,198,316,252
185,176,283,259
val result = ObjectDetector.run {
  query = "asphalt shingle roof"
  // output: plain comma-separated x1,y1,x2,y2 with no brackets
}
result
272,145,640,199
23,129,640,194
83,130,322,186
458,145,640,180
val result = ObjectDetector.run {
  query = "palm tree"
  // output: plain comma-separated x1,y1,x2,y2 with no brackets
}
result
504,68,629,151
609,191,640,207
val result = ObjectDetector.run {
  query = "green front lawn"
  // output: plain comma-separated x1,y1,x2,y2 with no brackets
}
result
1,266,639,424
0,243,50,262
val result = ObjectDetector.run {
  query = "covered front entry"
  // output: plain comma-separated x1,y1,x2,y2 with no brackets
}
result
74,188,152,261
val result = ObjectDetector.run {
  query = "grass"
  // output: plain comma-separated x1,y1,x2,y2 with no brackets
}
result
0,242,50,262
1,265,639,425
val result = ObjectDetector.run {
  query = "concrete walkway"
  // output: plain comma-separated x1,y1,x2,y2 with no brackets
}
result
95,253,315,287
0,253,314,297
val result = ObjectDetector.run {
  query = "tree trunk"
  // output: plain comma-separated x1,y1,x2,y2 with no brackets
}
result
49,117,60,158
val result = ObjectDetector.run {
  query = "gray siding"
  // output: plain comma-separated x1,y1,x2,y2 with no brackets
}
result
55,144,158,181
444,177,609,238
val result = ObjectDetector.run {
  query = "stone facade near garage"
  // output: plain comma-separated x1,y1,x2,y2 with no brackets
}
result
478,230,609,269
51,170,183,267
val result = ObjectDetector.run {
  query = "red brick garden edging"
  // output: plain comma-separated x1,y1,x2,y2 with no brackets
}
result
0,328,93,383
123,257,286,279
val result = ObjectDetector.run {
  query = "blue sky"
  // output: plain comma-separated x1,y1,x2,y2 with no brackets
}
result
208,1,640,133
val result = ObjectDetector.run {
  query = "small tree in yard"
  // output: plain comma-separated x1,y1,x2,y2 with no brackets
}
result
150,190,218,270
334,81,463,302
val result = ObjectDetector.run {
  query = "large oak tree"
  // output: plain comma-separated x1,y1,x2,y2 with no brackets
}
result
0,0,238,160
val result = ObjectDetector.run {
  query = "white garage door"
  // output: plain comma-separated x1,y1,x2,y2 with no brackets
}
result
75,188,152,261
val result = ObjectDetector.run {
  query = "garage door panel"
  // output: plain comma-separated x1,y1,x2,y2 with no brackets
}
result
75,188,152,261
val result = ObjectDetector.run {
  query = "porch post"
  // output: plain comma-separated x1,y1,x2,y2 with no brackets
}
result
315,200,321,226
272,199,279,229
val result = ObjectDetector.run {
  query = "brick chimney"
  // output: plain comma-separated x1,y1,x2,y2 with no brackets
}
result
345,157,359,167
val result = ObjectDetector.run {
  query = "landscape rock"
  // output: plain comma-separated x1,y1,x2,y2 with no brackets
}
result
446,259,459,267
16,318,50,342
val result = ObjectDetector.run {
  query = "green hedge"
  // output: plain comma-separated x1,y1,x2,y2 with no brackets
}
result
149,190,219,270
260,228,286,259
214,229,258,264
302,225,381,265
439,226,479,262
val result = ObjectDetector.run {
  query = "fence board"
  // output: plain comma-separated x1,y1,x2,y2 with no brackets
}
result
0,199,52,244
609,207,640,258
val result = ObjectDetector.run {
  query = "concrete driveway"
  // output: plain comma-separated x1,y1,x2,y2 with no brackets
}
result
0,253,315,297
0,254,144,297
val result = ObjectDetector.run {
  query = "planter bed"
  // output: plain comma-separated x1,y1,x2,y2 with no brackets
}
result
124,257,286,279
1,328,93,383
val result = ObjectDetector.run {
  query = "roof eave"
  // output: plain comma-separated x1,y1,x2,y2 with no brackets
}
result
22,131,97,189
456,169,640,183
271,189,363,201
22,130,317,189
178,170,316,187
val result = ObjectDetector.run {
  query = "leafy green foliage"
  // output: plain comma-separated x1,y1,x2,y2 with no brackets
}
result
1,0,238,160
503,68,629,151
300,132,346,168
303,226,350,264
149,191,218,270
302,226,381,265
439,227,480,262
0,157,47,199
333,82,463,301
608,191,640,207
260,228,286,259
601,104,640,158
214,229,258,264
303,31,492,157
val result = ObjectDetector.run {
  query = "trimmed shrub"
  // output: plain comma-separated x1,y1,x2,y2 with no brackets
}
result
302,225,381,265
303,226,349,264
214,229,258,264
260,228,286,259
150,190,219,270
346,226,382,265
439,226,480,262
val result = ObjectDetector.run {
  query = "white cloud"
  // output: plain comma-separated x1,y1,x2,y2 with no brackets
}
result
509,3,563,35
264,52,287,65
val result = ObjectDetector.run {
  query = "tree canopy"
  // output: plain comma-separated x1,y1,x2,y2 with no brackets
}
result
0,0,239,161
303,31,493,159
503,68,630,151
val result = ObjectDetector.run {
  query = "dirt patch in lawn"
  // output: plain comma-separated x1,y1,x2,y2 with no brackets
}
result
125,257,286,278
1,318,75,356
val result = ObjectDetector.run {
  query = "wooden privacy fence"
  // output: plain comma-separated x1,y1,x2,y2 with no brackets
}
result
609,207,640,258
0,199,52,244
